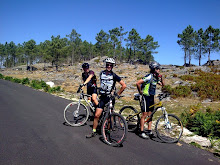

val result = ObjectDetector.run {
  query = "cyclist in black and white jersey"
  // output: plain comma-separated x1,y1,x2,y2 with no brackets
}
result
86,58,127,138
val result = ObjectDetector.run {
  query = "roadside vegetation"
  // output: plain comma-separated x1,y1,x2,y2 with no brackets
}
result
0,73,62,93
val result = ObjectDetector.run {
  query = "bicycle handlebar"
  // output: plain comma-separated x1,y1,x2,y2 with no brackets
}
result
77,84,84,93
158,93,169,101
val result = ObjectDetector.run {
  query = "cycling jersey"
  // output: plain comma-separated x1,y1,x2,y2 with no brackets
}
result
99,70,121,95
82,70,97,88
142,73,159,96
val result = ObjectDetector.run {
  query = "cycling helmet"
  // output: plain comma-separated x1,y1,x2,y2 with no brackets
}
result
82,63,89,69
149,61,160,70
105,58,115,64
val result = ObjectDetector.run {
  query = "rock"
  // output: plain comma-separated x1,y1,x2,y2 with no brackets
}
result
182,135,211,147
46,81,55,88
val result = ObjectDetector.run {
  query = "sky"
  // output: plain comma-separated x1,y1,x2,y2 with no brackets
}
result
0,0,220,66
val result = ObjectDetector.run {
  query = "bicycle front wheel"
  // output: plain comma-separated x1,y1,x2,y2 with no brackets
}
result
155,114,183,143
64,102,89,126
119,106,140,132
101,113,128,147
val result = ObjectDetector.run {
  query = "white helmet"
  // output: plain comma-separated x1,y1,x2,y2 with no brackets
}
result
105,58,115,64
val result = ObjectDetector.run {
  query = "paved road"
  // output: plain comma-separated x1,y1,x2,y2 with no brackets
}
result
0,79,219,165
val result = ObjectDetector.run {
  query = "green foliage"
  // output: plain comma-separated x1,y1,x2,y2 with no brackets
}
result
48,86,62,93
2,74,62,94
12,78,21,83
162,85,191,98
181,106,220,138
0,73,4,79
22,78,30,85
30,80,42,89
4,76,14,81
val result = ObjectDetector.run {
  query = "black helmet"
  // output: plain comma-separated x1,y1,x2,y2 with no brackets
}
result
82,63,89,69
149,61,160,70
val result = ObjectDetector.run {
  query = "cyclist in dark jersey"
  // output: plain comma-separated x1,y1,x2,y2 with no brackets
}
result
86,58,126,138
136,61,164,139
81,63,98,106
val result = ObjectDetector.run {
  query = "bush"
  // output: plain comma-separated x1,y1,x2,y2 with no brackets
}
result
181,106,220,138
0,73,4,79
13,78,22,83
30,80,42,89
22,78,30,85
48,86,62,93
4,76,14,81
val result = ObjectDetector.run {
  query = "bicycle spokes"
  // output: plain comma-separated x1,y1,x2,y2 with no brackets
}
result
101,114,127,146
155,114,183,143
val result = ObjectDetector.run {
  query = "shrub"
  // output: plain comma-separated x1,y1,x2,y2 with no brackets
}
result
30,80,42,89
4,76,14,81
181,107,220,138
22,78,30,85
13,78,22,83
48,86,62,93
0,73,4,79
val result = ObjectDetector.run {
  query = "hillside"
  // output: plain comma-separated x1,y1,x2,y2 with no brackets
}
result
1,57,220,111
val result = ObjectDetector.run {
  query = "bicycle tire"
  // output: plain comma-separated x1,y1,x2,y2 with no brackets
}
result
64,102,89,126
119,106,140,132
101,113,128,147
155,114,183,143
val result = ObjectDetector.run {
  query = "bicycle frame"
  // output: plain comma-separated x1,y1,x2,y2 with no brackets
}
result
77,88,97,112
126,94,168,123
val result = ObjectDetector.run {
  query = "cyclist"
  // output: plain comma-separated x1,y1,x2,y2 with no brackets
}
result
81,63,98,106
86,58,127,138
136,61,164,139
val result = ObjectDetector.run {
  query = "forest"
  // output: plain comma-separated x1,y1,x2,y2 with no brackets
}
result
0,25,219,69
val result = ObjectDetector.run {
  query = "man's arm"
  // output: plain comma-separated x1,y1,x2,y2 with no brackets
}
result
117,80,126,95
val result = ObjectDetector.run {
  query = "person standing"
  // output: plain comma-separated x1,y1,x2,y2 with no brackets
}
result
86,58,126,138
136,61,164,139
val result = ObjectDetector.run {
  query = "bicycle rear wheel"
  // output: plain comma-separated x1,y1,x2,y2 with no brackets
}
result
101,113,128,147
119,106,140,132
64,102,89,126
155,114,183,143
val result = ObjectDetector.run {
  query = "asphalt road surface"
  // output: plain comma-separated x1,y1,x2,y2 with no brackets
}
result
0,79,219,165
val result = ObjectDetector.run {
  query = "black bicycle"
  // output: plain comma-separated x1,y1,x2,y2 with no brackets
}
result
98,91,128,146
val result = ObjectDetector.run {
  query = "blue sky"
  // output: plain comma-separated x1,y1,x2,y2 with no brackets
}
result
0,0,220,65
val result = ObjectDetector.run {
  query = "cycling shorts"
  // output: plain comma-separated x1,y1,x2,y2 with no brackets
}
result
87,87,97,95
141,95,154,112
97,95,115,110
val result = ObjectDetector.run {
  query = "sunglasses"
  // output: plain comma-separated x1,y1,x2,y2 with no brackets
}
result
106,64,113,67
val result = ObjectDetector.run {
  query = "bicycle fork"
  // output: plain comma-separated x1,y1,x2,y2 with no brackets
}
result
162,107,171,129
73,99,82,118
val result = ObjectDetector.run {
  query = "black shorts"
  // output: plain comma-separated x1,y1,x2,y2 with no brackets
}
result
141,95,154,112
87,87,97,96
97,95,115,110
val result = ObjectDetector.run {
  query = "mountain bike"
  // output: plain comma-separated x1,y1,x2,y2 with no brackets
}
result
64,85,128,146
119,93,183,143
98,91,128,146
64,85,96,126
